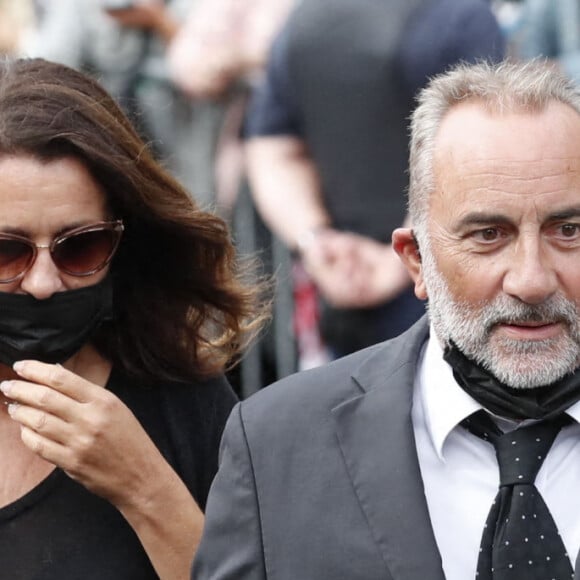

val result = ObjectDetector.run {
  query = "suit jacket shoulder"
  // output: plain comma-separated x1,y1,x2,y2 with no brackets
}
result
193,316,445,580
240,315,430,427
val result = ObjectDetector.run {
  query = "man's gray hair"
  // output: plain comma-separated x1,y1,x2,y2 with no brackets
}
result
409,59,580,248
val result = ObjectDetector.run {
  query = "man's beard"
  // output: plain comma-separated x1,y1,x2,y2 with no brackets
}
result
421,242,580,389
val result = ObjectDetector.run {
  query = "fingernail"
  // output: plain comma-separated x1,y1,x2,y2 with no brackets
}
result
0,380,12,395
13,361,24,373
7,402,18,416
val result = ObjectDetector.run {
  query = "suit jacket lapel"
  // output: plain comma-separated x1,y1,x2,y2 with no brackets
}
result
332,318,446,580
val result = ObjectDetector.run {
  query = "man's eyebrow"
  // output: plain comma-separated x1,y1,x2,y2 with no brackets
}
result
455,207,580,229
455,213,513,229
546,206,580,221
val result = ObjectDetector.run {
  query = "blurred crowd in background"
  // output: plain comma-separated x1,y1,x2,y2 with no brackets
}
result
0,0,578,396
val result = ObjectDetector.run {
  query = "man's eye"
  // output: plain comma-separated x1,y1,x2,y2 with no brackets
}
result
559,223,580,238
474,228,500,242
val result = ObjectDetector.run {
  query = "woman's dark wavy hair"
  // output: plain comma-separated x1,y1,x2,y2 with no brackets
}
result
0,57,269,383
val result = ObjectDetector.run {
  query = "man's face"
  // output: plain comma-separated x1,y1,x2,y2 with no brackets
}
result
423,100,580,389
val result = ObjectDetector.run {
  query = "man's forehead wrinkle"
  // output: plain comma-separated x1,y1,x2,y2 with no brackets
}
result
435,157,580,190
437,163,580,193
436,177,564,199
444,156,580,172
437,188,578,207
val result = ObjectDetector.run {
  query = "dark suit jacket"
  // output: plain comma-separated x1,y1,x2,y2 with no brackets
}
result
193,315,580,578
192,317,449,579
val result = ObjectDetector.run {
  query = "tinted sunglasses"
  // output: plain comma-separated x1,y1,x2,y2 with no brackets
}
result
0,220,124,283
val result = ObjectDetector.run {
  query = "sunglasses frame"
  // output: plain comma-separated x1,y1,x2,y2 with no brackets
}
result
0,219,124,283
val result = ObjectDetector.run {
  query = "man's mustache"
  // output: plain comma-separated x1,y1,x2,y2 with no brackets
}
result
480,297,577,331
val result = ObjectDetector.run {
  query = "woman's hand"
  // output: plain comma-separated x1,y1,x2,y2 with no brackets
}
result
0,360,203,580
0,360,164,507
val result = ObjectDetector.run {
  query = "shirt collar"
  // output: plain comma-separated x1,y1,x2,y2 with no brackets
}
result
566,398,580,423
417,329,481,460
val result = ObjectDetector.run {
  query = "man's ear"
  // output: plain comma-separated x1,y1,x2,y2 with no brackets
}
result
392,228,428,300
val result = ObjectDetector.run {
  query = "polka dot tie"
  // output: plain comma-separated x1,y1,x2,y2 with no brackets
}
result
462,411,574,580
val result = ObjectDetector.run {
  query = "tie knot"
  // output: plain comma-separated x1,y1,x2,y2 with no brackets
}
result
495,422,560,486
462,411,567,486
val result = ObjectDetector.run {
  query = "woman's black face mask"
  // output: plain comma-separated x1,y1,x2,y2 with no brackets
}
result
0,277,113,366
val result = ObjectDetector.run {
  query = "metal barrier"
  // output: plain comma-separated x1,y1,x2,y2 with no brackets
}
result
232,180,298,398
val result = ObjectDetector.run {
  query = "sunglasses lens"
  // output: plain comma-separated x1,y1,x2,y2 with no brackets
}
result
0,238,34,282
53,228,119,275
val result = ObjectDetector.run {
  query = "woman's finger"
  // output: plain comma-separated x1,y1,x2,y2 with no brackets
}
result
0,379,76,420
12,360,99,402
19,425,72,468
7,403,72,444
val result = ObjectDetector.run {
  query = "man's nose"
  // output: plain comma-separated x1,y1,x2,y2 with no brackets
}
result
502,237,558,305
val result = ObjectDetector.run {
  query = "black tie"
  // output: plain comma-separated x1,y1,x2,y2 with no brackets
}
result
462,410,573,580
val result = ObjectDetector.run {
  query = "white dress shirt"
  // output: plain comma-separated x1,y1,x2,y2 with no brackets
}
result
412,329,580,580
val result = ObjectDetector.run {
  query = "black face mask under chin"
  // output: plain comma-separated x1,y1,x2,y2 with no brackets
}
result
444,341,580,421
0,277,113,367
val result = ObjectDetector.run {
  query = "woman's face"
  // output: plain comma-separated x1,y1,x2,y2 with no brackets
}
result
0,155,111,298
